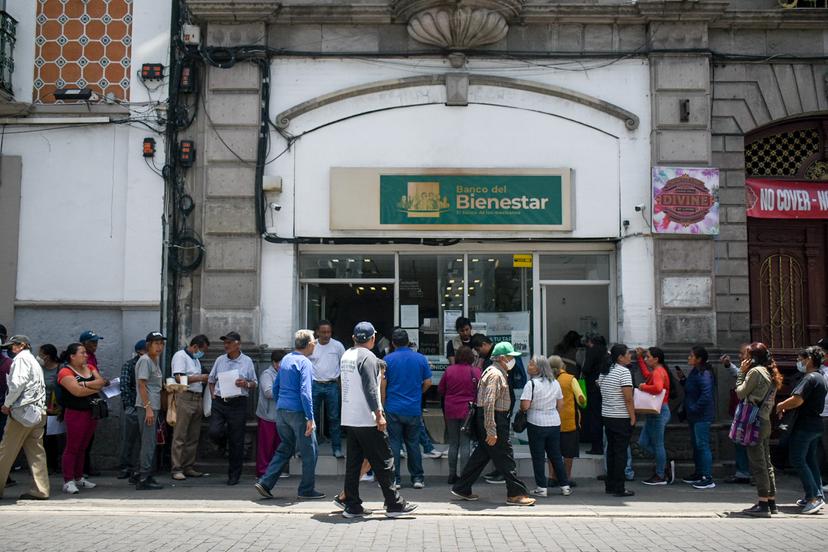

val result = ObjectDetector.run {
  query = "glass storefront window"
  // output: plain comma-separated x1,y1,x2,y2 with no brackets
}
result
539,254,610,280
299,254,394,279
398,255,463,359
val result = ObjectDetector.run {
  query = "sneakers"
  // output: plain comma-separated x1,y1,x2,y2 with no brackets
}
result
725,474,751,484
668,460,676,484
642,475,668,486
385,502,418,518
691,476,716,490
333,494,345,510
135,477,163,491
360,471,375,482
254,483,273,499
117,469,132,480
682,473,702,484
297,490,326,500
183,469,206,478
560,485,572,496
450,489,479,501
342,507,373,519
800,499,825,515
171,472,187,481
75,477,96,489
796,498,808,507
424,449,443,459
412,481,425,489
333,449,345,459
62,481,79,494
391,481,401,490
506,495,536,506
742,502,771,518
484,473,506,484
530,487,547,497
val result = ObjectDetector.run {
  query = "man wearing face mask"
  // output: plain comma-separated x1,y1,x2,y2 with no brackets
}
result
451,341,535,506
170,334,211,481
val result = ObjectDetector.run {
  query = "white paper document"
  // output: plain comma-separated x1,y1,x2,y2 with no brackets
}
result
400,304,419,328
102,377,121,399
46,415,66,436
217,369,242,398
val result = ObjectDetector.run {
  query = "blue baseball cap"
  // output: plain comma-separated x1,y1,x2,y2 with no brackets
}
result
353,322,376,343
134,339,147,352
79,330,103,342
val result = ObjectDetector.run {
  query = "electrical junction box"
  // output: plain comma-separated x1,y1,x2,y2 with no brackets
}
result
262,175,283,192
182,24,201,45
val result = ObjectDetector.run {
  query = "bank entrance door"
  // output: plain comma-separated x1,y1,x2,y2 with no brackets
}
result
304,283,395,345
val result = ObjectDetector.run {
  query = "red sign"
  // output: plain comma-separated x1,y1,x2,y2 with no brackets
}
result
654,174,715,226
745,179,828,219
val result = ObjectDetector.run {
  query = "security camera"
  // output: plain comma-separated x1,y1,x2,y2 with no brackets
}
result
634,203,646,212
270,203,282,211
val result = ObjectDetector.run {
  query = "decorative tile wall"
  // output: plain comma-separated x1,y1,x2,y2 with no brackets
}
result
33,0,133,103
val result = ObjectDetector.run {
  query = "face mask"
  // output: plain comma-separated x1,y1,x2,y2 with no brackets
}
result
505,358,516,371
796,361,806,373
192,350,205,360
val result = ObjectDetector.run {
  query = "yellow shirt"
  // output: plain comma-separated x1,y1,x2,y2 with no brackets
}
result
557,372,586,432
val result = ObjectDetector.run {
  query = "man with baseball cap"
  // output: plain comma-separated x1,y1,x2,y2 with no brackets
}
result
451,341,535,506
0,335,50,500
207,331,258,485
339,322,416,518
117,339,147,481
134,332,166,490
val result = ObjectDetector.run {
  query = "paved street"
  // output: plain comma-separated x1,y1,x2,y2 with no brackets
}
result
1,474,825,551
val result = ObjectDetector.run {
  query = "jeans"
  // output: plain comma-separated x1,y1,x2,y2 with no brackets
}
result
789,428,824,500
119,406,140,471
258,409,318,495
208,397,247,481
603,429,634,479
734,443,750,477
419,418,434,453
387,413,425,483
342,425,404,512
453,411,529,498
312,381,342,452
638,404,670,478
445,418,471,477
603,416,633,494
136,406,158,479
527,423,569,488
689,421,712,478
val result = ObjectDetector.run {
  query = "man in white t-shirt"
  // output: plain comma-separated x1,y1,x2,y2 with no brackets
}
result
170,334,210,480
309,320,345,458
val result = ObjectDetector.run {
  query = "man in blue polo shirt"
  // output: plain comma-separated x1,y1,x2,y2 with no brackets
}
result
254,329,324,500
382,328,432,489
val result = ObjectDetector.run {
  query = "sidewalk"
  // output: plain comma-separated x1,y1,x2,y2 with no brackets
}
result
0,472,819,519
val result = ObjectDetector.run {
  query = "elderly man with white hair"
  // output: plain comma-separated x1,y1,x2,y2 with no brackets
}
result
255,329,324,500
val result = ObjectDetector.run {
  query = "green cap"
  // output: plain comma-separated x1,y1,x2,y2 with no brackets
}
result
490,341,521,357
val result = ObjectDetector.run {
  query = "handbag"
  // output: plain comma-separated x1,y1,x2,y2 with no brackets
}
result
512,380,534,433
460,402,478,437
728,381,774,447
634,388,666,415
89,397,109,420
577,377,588,409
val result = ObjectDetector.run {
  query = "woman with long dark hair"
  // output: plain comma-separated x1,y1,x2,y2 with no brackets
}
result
598,344,636,497
736,342,783,517
776,346,827,515
635,346,673,485
581,335,607,455
678,345,716,490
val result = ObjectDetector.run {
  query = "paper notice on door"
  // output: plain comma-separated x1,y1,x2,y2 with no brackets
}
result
400,304,419,328
217,369,242,398
511,330,530,354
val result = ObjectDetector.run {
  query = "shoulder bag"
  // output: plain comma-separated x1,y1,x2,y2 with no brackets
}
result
460,366,482,438
512,380,534,433
728,373,774,447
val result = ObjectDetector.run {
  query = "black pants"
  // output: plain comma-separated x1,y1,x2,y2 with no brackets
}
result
342,425,404,512
453,411,529,498
209,397,247,480
603,416,632,493
584,386,604,451
44,433,65,474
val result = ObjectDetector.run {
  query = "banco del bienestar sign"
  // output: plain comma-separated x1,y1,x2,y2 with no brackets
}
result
330,168,572,231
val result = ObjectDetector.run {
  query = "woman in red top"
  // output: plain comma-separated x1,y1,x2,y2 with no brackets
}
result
438,346,482,484
635,346,673,486
57,343,106,494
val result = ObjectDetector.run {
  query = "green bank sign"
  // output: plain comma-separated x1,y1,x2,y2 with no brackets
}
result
380,174,565,226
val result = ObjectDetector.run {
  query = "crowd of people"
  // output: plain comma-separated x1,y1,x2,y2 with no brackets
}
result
0,320,826,519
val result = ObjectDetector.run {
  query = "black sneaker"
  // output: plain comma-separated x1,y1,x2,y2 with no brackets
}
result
136,478,163,490
484,473,505,485
298,490,326,500
254,483,273,499
742,503,771,518
642,475,668,486
332,495,345,510
682,473,702,484
342,507,372,519
117,469,132,480
385,502,418,518
691,476,716,490
725,475,751,484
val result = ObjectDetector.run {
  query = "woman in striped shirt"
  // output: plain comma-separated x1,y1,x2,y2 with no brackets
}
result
598,344,636,498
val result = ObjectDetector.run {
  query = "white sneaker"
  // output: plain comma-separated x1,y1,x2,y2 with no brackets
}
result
560,485,572,496
62,481,79,494
412,481,425,489
400,449,407,458
75,477,96,489
530,487,547,497
360,473,375,482
440,450,449,458
425,450,443,459
391,481,401,490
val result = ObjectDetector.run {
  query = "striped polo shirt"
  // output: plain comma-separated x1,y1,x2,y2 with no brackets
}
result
598,364,633,418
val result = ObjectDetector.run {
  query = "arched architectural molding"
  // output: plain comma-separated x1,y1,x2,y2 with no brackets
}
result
274,73,640,131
